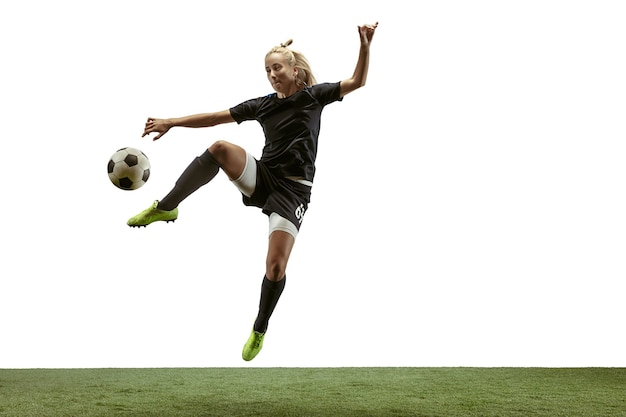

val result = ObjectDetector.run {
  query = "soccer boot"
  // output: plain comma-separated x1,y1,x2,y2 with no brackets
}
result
242,329,265,361
127,200,178,227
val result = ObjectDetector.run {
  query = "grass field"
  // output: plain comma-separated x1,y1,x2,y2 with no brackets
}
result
0,368,624,417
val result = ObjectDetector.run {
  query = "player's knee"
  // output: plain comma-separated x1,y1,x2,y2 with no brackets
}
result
266,257,287,281
208,140,231,163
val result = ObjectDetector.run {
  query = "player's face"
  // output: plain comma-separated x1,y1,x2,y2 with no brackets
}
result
265,53,298,98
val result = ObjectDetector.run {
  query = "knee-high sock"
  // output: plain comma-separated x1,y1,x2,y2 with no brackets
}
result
253,275,286,334
158,150,220,211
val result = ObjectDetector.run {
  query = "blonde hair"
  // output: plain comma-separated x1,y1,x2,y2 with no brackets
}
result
266,39,317,88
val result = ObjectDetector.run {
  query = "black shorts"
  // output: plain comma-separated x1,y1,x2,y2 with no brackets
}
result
242,160,311,231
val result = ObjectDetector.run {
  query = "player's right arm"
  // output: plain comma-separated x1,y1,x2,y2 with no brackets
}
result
142,109,235,140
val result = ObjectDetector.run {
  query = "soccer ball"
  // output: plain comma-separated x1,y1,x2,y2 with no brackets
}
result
107,147,151,190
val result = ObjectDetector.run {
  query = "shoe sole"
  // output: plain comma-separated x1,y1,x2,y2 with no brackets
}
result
128,219,177,228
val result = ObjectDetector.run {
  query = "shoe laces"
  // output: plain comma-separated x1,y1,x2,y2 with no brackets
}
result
252,333,263,348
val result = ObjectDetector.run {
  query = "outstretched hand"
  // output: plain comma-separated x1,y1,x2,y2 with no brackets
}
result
358,22,378,46
142,117,171,141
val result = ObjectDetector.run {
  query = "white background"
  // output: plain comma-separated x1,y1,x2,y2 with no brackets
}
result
1,1,624,368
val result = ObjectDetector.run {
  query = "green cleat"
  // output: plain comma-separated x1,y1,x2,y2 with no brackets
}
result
242,329,265,361
127,200,178,227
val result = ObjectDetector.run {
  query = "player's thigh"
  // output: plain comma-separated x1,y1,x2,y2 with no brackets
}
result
231,152,256,198
208,140,247,180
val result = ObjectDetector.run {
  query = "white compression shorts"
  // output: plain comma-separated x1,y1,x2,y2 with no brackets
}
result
230,152,300,239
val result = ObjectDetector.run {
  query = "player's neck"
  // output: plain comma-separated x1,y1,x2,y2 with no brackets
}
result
277,85,302,99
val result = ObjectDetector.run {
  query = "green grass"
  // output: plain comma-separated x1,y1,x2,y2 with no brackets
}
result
0,368,624,417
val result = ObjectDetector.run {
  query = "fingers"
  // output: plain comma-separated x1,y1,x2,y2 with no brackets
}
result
358,22,378,30
141,130,163,141
142,117,169,140
142,117,156,138
358,22,378,43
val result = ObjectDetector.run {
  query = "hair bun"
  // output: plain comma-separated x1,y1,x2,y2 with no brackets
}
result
279,39,293,48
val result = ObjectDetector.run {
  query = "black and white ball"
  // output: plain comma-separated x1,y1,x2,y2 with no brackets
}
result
107,147,150,190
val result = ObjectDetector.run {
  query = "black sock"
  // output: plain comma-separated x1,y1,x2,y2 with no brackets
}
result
253,275,286,334
158,150,220,211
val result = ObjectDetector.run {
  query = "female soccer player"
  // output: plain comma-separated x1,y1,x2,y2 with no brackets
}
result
128,22,378,361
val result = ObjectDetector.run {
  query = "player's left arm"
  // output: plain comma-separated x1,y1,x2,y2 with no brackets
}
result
340,22,378,98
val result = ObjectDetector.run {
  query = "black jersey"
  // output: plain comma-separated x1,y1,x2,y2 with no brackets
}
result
229,82,342,182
